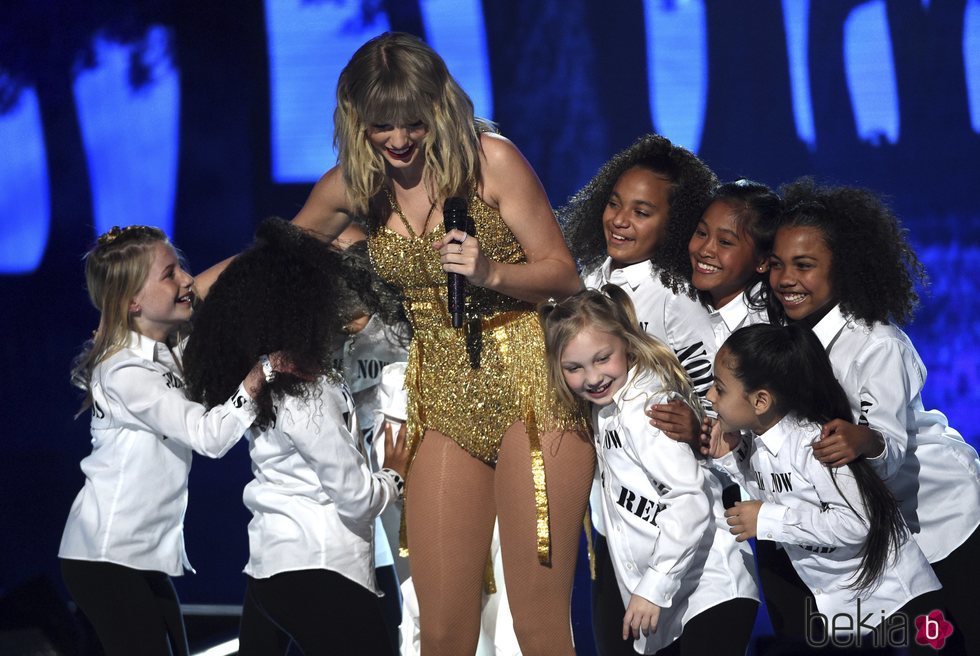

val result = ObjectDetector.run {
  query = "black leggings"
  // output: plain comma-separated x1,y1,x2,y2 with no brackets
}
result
239,569,395,656
591,533,758,656
754,538,814,637
60,558,189,656
930,525,980,656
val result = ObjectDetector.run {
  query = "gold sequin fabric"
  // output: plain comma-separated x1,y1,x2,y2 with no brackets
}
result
368,193,581,465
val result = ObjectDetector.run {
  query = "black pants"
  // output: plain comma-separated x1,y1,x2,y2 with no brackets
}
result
239,569,395,656
60,558,189,656
755,538,814,637
591,533,758,656
931,524,980,656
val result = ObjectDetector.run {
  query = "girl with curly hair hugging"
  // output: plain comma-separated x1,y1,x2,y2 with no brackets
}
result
559,135,759,655
768,179,980,652
183,219,409,655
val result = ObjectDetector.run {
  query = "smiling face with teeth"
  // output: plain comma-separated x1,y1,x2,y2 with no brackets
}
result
559,327,631,407
689,200,766,308
769,225,836,321
602,166,673,269
131,241,195,342
366,120,428,171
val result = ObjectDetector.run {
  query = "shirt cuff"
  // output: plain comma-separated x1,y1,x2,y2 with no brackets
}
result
380,468,405,499
227,382,259,422
633,566,681,609
756,502,789,542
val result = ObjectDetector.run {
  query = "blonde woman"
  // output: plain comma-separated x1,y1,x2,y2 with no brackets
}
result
199,32,594,655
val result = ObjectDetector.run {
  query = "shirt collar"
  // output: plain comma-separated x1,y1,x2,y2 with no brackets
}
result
599,257,655,291
754,413,796,455
712,289,752,333
126,331,164,363
811,304,848,349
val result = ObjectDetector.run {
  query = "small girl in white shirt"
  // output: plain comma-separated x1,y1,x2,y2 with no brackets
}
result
707,323,944,650
182,218,408,655
59,225,271,656
541,285,759,656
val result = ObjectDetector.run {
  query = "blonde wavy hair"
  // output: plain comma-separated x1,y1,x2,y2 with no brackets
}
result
70,225,174,414
333,31,495,226
540,285,703,418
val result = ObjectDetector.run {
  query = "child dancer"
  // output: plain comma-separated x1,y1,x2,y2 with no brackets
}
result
688,179,781,341
558,136,736,654
707,323,943,649
769,180,980,652
59,225,270,656
182,219,409,655
687,179,818,637
542,286,759,656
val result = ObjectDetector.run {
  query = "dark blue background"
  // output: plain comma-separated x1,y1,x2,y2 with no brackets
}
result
1,1,977,653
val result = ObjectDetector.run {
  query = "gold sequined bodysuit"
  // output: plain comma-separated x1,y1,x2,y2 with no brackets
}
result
369,191,582,563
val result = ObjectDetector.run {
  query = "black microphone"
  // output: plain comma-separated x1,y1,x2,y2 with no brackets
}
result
443,197,473,328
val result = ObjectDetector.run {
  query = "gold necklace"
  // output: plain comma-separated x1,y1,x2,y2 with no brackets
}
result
384,186,437,239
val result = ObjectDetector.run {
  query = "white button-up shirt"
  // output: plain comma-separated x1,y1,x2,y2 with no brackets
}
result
716,414,940,634
706,284,771,348
59,332,256,576
812,305,980,562
584,259,717,536
595,368,759,654
583,259,716,396
243,377,400,595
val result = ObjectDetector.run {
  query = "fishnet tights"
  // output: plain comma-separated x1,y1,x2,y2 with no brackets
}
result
406,423,595,655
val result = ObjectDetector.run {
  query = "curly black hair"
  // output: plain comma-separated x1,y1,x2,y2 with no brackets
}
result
777,178,927,326
182,218,396,429
557,133,717,294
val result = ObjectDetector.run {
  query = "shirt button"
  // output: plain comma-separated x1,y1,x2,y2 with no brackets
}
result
766,532,773,539
626,563,634,571
814,589,822,595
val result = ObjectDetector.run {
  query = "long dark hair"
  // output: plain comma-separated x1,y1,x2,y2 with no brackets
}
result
722,323,906,592
183,219,364,429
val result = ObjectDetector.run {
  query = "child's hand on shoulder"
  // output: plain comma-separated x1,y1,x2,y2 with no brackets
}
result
383,421,410,479
702,417,742,459
724,500,762,542
813,420,884,467
623,594,661,640
646,398,699,448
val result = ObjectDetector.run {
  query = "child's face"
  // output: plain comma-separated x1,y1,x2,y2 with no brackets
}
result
706,348,758,433
560,328,631,406
769,226,835,321
603,166,672,268
689,200,764,308
131,242,195,342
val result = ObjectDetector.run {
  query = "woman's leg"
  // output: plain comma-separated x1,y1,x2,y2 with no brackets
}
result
405,430,498,655
495,425,595,656
60,558,187,656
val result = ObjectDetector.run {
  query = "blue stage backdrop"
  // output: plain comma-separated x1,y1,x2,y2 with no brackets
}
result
1,0,977,652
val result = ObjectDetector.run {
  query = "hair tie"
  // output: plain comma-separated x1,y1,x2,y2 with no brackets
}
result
96,225,157,247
